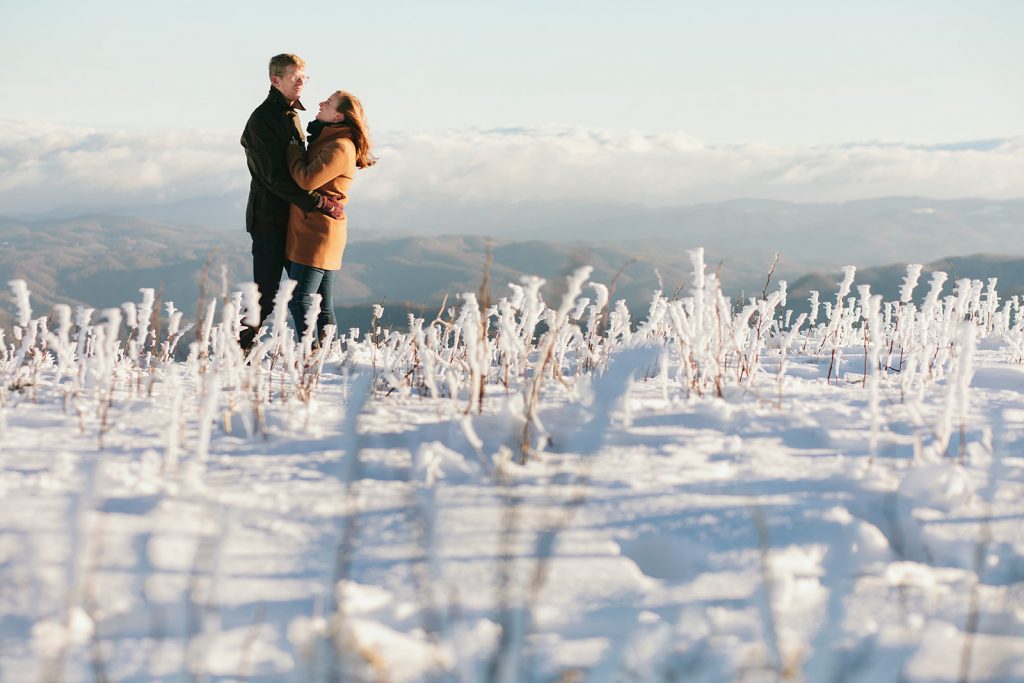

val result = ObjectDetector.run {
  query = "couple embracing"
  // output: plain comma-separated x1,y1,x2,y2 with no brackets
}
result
240,52,376,349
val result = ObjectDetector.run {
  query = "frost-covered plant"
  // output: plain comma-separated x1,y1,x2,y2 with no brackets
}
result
3,251,1022,476
822,266,856,383
519,266,593,462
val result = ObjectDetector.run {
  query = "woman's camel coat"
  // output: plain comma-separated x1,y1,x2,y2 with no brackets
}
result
285,125,356,270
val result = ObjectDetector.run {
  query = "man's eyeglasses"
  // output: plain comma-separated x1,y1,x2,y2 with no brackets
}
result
278,73,310,85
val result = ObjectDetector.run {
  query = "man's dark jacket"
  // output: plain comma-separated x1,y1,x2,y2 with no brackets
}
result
241,87,318,233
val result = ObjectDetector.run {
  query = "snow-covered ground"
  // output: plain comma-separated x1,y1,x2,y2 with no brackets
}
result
1,256,1023,682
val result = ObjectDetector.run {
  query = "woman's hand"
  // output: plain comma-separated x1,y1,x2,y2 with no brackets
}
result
314,193,344,219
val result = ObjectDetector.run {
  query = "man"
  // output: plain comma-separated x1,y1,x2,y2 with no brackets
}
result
239,53,343,349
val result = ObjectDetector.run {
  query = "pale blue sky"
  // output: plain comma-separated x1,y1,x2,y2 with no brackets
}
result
1,0,1021,144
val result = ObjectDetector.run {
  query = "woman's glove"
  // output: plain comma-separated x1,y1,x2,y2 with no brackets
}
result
315,193,344,219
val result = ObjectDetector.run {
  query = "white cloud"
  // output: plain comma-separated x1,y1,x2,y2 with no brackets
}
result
0,120,245,210
0,119,1021,215
361,128,1024,205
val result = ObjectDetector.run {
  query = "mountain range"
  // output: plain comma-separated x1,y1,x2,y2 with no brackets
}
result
2,196,1022,330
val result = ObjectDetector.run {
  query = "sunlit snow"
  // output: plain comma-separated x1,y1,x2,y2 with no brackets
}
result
2,250,1023,682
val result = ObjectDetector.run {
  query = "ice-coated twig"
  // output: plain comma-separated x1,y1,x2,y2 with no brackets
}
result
8,278,32,328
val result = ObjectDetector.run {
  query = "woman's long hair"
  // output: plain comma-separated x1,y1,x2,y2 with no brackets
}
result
334,91,377,168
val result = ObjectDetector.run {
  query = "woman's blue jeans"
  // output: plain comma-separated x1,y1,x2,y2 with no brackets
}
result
286,261,337,341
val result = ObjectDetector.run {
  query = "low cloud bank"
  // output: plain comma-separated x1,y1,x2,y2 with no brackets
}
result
1,119,1021,214
0,121,245,213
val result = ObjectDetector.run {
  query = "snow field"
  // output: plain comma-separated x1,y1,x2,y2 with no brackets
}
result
1,249,1023,681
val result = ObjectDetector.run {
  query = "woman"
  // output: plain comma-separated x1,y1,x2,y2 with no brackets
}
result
285,90,376,341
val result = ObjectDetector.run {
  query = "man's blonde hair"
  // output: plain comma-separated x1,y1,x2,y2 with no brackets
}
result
269,53,306,78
